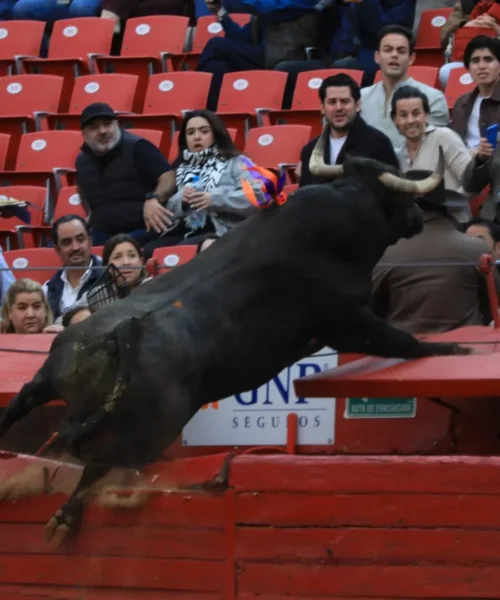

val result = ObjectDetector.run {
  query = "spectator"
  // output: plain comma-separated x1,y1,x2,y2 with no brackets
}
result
298,73,398,187
371,173,495,333
76,102,175,247
439,0,500,87
360,25,449,150
12,0,102,22
391,85,473,222
143,109,261,259
464,216,500,261
102,233,151,290
42,215,102,321
276,0,417,108
197,1,264,111
463,133,500,219
1,279,54,334
0,246,15,306
450,35,500,152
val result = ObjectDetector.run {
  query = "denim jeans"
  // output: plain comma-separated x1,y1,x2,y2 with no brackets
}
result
11,0,102,22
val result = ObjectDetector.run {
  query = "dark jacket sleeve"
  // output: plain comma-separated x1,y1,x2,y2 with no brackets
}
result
298,140,315,188
374,131,400,169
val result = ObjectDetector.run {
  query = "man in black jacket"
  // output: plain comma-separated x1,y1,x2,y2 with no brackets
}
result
298,73,398,187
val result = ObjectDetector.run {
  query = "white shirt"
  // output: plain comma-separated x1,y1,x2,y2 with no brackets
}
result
465,95,484,149
43,259,94,316
329,136,347,164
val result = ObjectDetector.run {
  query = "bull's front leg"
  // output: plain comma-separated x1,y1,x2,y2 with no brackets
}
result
328,309,472,359
44,460,111,547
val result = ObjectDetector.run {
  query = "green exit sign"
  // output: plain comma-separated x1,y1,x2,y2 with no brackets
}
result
345,397,417,419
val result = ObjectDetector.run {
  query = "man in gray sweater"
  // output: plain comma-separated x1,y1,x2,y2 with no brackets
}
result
361,24,449,151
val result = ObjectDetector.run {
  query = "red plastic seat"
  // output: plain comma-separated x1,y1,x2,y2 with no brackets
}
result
95,16,190,108
92,245,104,257
4,247,63,285
0,130,82,195
117,72,212,157
152,245,198,274
126,128,163,148
0,75,64,168
0,185,47,249
216,70,288,149
168,127,237,163
244,125,312,182
445,66,475,109
374,66,439,88
172,13,252,70
0,133,10,170
267,69,363,138
414,8,453,67
53,185,87,221
21,18,116,111
0,20,45,76
47,74,139,130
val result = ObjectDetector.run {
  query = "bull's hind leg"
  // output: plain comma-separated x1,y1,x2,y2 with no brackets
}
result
0,372,59,440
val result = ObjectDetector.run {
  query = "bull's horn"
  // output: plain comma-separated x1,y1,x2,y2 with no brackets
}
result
309,126,344,178
378,146,445,194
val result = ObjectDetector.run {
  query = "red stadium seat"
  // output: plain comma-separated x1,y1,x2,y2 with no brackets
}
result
21,18,115,111
126,128,163,148
4,248,62,285
267,69,363,138
244,125,312,182
414,8,453,67
172,14,252,70
0,20,45,76
0,133,10,170
0,130,82,197
47,74,139,130
53,186,87,221
216,70,288,149
117,72,212,157
0,185,47,249
0,75,64,168
445,66,475,109
95,16,190,108
152,245,198,274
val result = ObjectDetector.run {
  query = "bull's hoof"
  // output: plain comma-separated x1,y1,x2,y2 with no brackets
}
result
44,502,82,547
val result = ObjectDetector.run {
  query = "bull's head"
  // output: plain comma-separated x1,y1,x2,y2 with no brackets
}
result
309,128,445,243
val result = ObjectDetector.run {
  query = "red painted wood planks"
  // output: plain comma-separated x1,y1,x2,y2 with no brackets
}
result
236,526,500,563
0,523,225,559
237,564,500,597
0,586,222,599
229,454,500,493
235,492,500,528
0,555,224,591
0,492,225,529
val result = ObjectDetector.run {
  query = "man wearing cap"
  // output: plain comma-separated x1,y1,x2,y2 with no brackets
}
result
371,173,498,333
76,102,175,246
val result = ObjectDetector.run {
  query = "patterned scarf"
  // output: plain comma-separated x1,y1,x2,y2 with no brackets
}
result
175,145,230,232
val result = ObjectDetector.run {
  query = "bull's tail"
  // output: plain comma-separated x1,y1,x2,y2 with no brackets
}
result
0,370,59,441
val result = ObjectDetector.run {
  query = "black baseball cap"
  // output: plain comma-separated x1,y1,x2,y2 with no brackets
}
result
80,102,117,129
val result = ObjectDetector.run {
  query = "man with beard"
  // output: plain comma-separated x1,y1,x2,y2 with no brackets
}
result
42,215,102,322
297,73,398,186
76,102,175,247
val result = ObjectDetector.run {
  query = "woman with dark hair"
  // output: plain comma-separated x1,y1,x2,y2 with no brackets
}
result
102,233,150,290
143,109,265,259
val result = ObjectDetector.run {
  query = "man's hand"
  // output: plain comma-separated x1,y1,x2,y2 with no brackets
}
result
187,192,212,211
477,137,495,161
144,198,174,233
43,324,65,334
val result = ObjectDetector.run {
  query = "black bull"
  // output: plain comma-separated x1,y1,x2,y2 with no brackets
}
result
0,152,472,544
